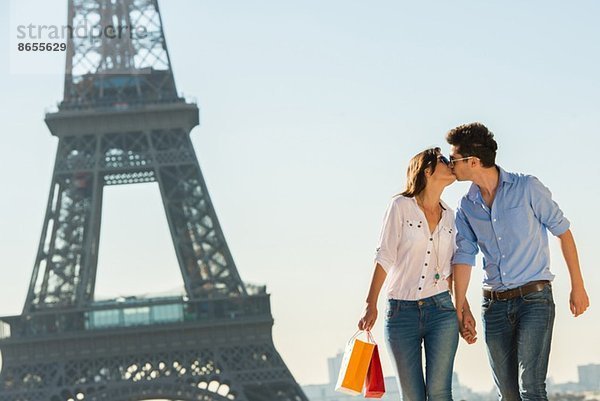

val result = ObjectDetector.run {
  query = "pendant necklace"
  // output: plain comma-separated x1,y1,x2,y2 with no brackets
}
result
429,203,443,285
432,226,441,285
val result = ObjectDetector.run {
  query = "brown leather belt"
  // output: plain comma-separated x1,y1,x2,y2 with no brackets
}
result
483,280,550,301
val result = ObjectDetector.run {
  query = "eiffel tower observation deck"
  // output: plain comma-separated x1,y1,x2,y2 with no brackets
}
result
0,1,308,401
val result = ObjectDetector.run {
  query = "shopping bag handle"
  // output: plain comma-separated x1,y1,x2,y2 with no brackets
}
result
348,330,377,344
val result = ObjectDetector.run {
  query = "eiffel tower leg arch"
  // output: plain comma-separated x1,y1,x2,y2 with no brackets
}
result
0,309,308,401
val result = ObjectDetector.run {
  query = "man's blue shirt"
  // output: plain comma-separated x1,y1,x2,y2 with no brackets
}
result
452,166,570,290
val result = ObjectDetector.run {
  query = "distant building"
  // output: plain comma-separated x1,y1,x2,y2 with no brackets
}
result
327,351,343,386
578,364,600,391
302,375,400,401
302,351,400,401
548,364,600,394
302,351,493,401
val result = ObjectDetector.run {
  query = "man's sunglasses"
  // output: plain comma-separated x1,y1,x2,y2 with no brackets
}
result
447,155,474,167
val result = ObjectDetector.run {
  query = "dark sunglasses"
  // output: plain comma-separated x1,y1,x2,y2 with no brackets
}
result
438,155,450,166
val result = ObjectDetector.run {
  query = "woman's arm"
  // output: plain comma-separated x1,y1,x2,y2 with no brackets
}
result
358,263,387,331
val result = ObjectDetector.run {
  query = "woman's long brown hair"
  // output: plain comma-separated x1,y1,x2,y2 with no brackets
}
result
399,147,441,198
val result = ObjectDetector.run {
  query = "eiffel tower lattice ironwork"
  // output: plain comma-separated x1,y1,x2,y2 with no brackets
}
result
0,1,308,401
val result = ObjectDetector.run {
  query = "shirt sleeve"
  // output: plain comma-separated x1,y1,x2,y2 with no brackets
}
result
451,205,479,266
374,199,402,273
527,176,570,236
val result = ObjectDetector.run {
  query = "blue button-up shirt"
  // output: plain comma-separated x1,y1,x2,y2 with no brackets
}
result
452,166,570,290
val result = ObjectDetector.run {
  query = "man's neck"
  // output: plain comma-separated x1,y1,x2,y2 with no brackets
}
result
473,166,500,199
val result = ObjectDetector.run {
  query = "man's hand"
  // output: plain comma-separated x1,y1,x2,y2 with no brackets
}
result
457,304,477,344
570,285,590,317
358,304,378,331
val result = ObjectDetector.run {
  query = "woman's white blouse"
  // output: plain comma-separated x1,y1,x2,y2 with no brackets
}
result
374,195,456,301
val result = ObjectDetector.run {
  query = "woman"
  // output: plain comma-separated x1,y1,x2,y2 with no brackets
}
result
358,147,460,401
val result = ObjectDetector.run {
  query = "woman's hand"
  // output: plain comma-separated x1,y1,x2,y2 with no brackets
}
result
358,304,378,331
458,306,477,344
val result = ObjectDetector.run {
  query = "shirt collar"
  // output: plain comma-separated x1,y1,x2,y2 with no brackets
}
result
466,165,512,202
498,166,514,184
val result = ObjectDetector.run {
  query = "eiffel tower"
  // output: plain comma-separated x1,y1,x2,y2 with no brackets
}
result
0,1,308,401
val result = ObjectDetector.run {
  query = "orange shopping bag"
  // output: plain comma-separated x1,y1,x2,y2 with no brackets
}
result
364,334,385,398
335,331,376,395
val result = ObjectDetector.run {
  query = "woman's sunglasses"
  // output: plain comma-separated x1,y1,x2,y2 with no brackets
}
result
438,155,450,166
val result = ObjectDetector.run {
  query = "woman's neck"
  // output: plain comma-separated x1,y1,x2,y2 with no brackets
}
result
416,184,443,211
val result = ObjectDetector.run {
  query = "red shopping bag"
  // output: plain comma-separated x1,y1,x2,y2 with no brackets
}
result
364,340,385,398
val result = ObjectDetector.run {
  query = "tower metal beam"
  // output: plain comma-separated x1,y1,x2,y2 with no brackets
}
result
0,2,307,400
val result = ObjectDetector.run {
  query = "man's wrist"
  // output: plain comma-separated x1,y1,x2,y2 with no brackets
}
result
570,279,585,289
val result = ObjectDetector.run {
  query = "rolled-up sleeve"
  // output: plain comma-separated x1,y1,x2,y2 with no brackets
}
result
452,206,478,266
374,199,402,272
527,176,570,236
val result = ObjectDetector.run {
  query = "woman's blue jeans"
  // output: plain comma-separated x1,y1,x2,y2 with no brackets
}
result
482,283,555,401
385,291,459,401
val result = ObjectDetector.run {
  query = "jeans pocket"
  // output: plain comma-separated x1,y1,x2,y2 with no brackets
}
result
437,294,456,311
481,297,495,316
386,301,400,320
522,285,552,303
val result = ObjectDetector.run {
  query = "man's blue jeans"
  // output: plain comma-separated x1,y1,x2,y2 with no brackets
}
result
385,291,459,401
482,283,555,401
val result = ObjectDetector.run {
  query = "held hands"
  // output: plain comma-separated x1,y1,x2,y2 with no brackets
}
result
358,304,378,331
570,285,590,317
456,303,477,344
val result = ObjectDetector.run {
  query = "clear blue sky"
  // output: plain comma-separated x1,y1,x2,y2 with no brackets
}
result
1,0,599,392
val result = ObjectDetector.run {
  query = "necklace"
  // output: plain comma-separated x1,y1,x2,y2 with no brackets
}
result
431,227,442,285
416,196,443,285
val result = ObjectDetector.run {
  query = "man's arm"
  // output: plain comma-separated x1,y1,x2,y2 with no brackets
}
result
453,263,477,343
452,206,479,344
527,177,589,316
557,229,589,317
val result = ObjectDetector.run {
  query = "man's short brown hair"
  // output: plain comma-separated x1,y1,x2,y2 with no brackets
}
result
446,122,497,168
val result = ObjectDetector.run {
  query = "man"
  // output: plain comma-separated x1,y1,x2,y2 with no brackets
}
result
446,122,589,401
